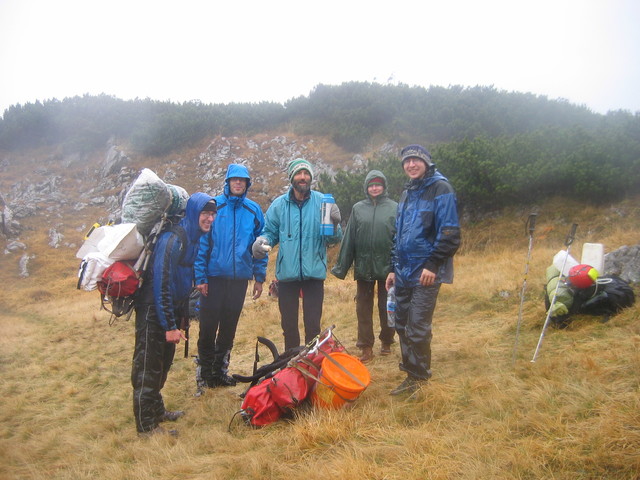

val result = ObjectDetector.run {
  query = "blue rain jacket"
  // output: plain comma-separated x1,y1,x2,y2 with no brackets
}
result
141,192,214,331
392,171,461,288
194,164,267,284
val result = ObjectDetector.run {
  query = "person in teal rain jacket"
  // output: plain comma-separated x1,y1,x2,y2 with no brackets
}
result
194,164,267,390
252,158,342,351
331,170,397,363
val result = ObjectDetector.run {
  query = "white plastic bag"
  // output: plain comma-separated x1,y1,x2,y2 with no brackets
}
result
77,252,114,291
552,250,579,276
76,223,144,261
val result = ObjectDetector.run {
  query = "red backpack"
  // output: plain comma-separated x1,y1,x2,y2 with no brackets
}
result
97,261,140,298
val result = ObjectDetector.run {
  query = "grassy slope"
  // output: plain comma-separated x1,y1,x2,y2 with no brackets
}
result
1,194,639,479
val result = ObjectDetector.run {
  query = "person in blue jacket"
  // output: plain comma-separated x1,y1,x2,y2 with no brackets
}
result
252,158,342,351
385,145,461,396
132,191,216,436
194,164,267,390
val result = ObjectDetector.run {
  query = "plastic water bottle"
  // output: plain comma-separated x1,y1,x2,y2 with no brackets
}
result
320,193,335,236
386,286,396,328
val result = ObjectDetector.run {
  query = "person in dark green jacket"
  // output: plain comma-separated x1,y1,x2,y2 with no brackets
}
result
331,170,397,362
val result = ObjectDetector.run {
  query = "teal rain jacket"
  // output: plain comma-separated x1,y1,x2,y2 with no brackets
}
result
262,188,342,282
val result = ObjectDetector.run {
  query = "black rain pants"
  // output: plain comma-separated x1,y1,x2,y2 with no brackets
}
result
131,305,176,433
394,283,441,380
278,279,324,351
196,277,248,379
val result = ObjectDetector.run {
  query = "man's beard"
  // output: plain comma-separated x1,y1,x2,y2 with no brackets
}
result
293,181,310,196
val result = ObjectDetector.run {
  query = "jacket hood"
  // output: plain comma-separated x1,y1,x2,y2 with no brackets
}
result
224,164,252,198
363,169,388,198
181,192,215,242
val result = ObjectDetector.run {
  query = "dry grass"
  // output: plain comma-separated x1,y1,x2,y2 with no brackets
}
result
1,196,640,479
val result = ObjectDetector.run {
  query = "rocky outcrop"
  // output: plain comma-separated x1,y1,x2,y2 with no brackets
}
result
101,144,130,177
604,245,640,284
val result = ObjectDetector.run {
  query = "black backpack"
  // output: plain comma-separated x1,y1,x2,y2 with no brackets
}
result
579,275,635,316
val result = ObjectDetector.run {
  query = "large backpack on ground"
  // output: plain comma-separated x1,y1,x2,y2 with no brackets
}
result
229,326,347,429
545,267,635,327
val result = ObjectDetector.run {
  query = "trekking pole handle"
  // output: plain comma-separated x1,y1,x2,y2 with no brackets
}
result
565,223,578,247
526,213,537,236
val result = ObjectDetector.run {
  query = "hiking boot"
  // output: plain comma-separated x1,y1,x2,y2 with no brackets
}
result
390,376,425,396
138,425,179,438
160,410,185,422
380,343,392,356
359,346,373,363
211,374,237,387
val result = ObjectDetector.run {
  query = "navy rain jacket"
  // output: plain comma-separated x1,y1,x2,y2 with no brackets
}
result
392,170,461,288
139,191,214,331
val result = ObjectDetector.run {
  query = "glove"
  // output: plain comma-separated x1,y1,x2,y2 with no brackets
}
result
252,236,271,259
550,302,568,317
330,203,341,225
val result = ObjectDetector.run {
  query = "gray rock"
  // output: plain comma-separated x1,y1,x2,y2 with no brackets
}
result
101,145,130,177
604,245,640,284
48,228,64,248
5,240,26,252
19,254,34,278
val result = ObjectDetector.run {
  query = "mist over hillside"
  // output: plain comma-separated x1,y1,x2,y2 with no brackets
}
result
1,82,639,281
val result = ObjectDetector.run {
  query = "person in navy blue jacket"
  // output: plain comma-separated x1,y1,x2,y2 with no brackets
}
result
385,145,461,397
194,164,267,389
132,191,216,436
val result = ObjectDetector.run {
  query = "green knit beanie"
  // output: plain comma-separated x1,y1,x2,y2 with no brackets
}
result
287,158,314,183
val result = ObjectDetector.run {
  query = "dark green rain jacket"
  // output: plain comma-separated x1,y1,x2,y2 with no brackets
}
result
331,170,398,281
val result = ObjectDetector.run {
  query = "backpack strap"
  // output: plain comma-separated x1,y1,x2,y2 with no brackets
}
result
169,224,189,266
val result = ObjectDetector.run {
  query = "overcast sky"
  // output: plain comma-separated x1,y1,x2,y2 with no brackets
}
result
1,0,639,117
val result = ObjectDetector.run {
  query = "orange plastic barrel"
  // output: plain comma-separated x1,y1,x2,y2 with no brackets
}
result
311,352,371,409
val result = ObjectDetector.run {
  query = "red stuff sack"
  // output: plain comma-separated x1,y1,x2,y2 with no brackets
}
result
97,261,140,298
240,380,282,427
268,367,309,410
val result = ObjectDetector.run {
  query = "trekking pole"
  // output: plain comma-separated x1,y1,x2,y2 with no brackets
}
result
531,223,578,363
512,213,537,363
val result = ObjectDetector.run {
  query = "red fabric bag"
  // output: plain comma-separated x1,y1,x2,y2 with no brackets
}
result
268,367,309,409
240,380,282,427
97,261,140,298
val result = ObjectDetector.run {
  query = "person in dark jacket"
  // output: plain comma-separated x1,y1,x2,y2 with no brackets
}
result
194,164,267,390
331,170,397,363
252,158,342,351
132,192,216,436
385,145,461,396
